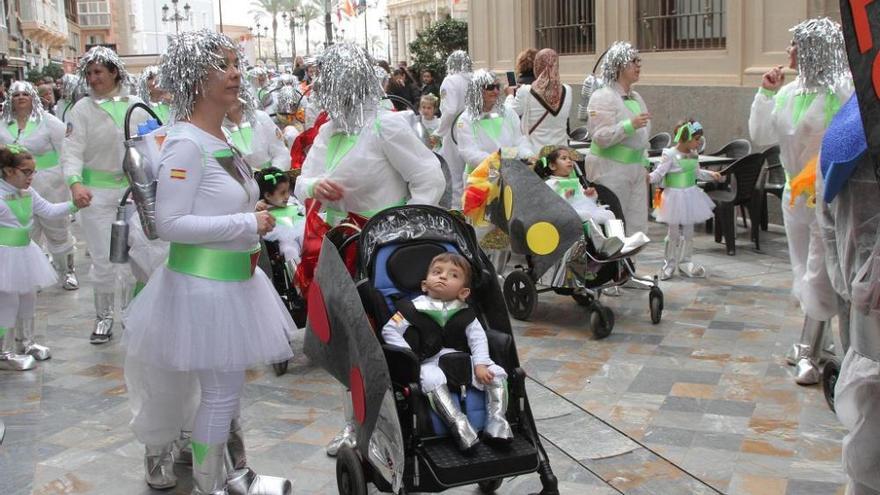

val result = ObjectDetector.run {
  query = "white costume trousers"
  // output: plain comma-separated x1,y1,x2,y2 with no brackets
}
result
420,349,507,394
78,188,129,291
194,369,246,445
0,291,36,328
125,359,200,446
586,161,648,235
30,167,74,256
836,349,880,495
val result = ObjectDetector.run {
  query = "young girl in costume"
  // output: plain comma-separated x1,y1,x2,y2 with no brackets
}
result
419,94,441,151
649,120,721,279
0,145,83,370
255,167,305,266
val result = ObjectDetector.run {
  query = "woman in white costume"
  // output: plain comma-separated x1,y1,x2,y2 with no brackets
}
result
585,41,651,236
122,30,294,494
437,50,473,204
505,48,572,151
61,46,148,344
224,86,290,171
295,42,444,457
0,145,82,370
54,74,85,123
137,66,172,125
749,18,852,385
0,81,77,291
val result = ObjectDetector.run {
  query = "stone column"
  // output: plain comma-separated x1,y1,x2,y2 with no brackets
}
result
396,16,407,64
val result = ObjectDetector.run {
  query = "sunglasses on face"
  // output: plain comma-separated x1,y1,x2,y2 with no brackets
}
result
15,167,36,177
483,84,500,91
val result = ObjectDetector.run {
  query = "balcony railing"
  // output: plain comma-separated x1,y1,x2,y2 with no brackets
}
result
637,0,725,52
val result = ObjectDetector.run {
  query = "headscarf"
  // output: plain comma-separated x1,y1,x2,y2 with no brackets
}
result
600,41,639,86
158,29,243,122
311,42,382,135
531,48,563,111
465,69,503,118
1,81,44,123
446,50,472,75
790,17,849,91
76,45,132,96
137,65,160,102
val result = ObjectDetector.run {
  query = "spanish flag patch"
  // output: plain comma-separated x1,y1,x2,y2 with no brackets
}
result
391,312,404,324
170,168,187,180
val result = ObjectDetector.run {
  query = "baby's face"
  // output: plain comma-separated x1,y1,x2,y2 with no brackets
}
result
419,102,436,119
421,260,470,301
264,181,290,208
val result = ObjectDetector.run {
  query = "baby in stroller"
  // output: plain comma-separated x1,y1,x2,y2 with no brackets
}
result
381,252,512,452
255,167,305,266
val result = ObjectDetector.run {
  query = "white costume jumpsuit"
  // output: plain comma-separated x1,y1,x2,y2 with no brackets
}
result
295,108,445,223
585,81,651,235
224,110,290,171
749,79,853,319
437,72,471,203
505,83,573,151
455,109,534,176
0,114,73,262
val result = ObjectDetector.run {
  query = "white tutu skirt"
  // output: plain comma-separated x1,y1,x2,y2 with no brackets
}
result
122,265,295,371
654,186,716,225
0,242,58,293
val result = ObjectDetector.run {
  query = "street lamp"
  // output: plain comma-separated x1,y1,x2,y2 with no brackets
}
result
249,24,269,63
282,9,300,62
161,0,191,35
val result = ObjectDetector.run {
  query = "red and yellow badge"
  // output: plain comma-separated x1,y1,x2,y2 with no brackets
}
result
170,168,187,180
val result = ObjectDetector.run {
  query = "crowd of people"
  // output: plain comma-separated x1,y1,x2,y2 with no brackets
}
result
0,14,878,494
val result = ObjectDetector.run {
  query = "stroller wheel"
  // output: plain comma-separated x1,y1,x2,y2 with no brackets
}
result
503,270,537,320
336,445,367,495
649,287,664,324
571,293,593,307
590,305,614,339
478,478,504,493
272,360,289,377
822,358,840,412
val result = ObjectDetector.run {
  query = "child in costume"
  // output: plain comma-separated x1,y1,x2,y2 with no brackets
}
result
255,167,305,266
649,120,721,280
382,252,512,452
0,145,82,370
419,94,441,151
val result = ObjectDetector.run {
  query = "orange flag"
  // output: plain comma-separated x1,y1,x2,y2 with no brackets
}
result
343,0,355,16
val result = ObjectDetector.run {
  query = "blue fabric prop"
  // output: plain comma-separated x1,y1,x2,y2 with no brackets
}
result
820,94,867,202
429,388,487,434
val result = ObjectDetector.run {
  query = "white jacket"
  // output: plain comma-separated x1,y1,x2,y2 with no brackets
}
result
455,109,533,171
585,81,650,163
224,110,290,171
505,84,573,151
0,114,65,164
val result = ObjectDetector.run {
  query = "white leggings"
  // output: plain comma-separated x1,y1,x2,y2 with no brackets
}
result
0,291,36,328
667,223,695,244
193,369,246,445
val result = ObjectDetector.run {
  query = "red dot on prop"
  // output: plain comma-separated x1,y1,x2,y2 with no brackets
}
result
350,367,367,425
307,280,330,344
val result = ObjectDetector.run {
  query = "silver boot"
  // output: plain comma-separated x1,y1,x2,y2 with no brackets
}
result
53,252,79,291
226,418,293,495
0,327,36,371
191,441,228,495
144,443,177,489
793,317,826,386
90,291,114,345
175,430,193,465
326,388,357,457
15,317,51,360
678,238,707,277
585,219,623,258
785,317,826,365
659,237,680,281
483,381,513,443
428,386,479,452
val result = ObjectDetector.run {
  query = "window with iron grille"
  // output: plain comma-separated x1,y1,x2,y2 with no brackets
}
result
535,0,596,55
637,0,725,52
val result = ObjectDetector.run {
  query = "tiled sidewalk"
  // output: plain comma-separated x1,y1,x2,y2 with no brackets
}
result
0,222,847,494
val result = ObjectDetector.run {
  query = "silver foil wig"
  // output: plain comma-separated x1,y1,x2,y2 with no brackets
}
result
274,85,302,114
1,81,44,122
790,17,849,90
312,42,383,135
77,45,132,94
446,50,472,75
137,65,160,102
465,69,503,118
600,41,639,84
158,29,241,122
60,73,85,101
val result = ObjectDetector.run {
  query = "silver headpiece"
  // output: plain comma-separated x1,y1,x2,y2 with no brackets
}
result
1,81,44,122
76,45,132,95
278,73,298,87
375,66,390,91
790,17,848,90
274,85,303,114
312,42,382,135
158,29,242,122
137,65,160,102
60,73,85,101
600,41,639,84
446,50,472,75
465,69,503,118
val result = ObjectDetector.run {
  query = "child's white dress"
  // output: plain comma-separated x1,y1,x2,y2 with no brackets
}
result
545,175,616,225
649,147,716,225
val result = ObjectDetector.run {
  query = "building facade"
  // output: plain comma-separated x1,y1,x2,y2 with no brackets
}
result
468,0,842,147
18,0,70,69
64,0,81,70
387,0,468,64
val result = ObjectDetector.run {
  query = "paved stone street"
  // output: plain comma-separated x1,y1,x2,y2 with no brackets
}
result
0,221,847,495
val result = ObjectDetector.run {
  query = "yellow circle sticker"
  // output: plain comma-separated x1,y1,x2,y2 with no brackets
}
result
504,185,513,220
526,222,559,255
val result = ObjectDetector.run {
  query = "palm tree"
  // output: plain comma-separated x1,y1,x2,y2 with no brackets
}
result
249,0,287,67
299,0,323,55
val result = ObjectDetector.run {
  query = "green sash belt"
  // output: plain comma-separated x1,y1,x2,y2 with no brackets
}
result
663,169,697,188
0,226,30,247
590,142,647,166
82,168,129,188
35,150,60,170
325,198,407,226
269,206,304,227
167,243,261,281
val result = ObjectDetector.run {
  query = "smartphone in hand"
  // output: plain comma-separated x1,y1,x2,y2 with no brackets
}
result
506,71,517,87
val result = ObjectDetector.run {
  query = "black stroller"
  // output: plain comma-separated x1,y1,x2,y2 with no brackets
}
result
307,205,559,494
496,158,663,338
257,239,307,375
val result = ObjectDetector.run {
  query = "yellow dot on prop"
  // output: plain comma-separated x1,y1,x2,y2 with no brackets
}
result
526,222,559,255
504,185,514,220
